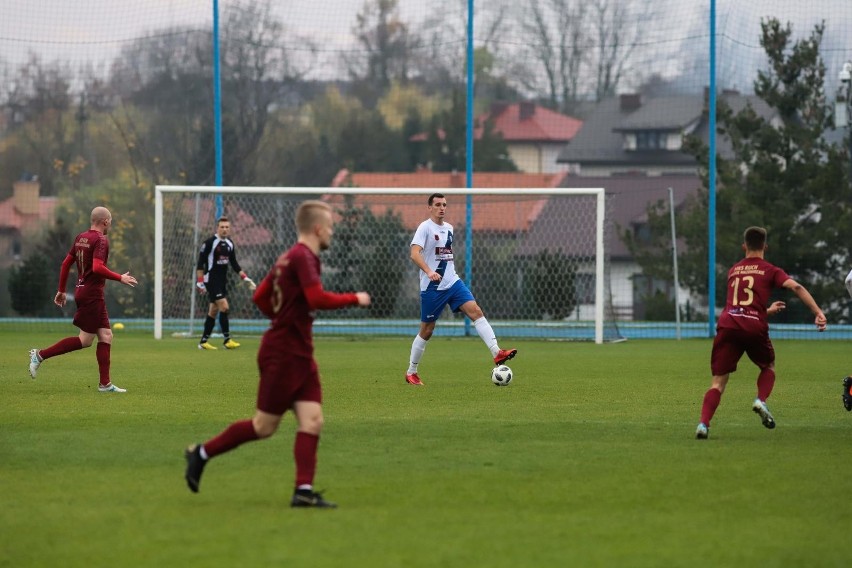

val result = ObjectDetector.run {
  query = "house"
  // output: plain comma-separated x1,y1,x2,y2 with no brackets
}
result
329,169,701,321
410,102,583,174
548,174,702,319
510,175,702,320
557,91,774,176
0,178,58,269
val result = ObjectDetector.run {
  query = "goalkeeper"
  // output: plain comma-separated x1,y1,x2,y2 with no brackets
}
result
196,216,256,350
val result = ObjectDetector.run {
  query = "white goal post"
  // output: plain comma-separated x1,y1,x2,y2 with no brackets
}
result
155,186,620,343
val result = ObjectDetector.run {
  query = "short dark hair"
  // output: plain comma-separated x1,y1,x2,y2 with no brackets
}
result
217,216,229,224
743,226,767,251
428,193,445,206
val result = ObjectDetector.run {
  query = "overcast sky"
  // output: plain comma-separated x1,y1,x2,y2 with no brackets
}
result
1,0,851,91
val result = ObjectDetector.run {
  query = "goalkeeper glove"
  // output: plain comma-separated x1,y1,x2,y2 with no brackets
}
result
242,275,257,290
196,277,206,292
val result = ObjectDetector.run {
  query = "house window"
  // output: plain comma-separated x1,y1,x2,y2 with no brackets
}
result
636,130,665,150
633,223,651,243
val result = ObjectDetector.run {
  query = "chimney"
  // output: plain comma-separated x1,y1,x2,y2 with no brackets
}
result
519,101,535,121
490,101,508,117
619,94,641,112
13,178,40,215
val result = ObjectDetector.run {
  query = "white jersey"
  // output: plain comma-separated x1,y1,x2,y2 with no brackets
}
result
411,219,460,292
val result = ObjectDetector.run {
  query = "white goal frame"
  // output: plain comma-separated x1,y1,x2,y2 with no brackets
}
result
154,185,607,342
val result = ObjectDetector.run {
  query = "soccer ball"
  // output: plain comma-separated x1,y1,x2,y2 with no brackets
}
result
112,322,125,330
491,365,513,386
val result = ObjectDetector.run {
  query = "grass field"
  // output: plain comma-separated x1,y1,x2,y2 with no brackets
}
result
1,330,850,567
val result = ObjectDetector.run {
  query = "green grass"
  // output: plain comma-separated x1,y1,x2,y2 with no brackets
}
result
1,331,850,567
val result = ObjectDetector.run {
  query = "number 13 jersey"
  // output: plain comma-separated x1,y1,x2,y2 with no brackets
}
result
717,257,788,333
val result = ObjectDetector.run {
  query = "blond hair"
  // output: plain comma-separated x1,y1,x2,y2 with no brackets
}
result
295,200,331,234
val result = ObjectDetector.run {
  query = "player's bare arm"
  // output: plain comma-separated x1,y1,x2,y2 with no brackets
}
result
410,244,441,281
782,278,826,331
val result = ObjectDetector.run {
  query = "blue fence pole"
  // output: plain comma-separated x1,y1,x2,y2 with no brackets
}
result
212,0,224,218
464,0,474,337
707,0,717,337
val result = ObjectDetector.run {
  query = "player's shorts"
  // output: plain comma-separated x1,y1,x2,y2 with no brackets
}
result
72,297,110,333
711,327,775,376
255,350,321,415
420,280,476,323
206,280,228,303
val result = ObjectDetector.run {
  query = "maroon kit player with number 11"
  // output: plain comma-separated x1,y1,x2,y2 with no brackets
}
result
695,226,826,439
28,206,138,392
184,200,370,508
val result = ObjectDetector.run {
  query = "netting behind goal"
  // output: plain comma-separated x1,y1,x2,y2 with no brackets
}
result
155,186,623,343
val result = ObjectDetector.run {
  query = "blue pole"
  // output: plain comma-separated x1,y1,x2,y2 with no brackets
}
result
464,0,474,337
707,0,717,337
213,0,224,219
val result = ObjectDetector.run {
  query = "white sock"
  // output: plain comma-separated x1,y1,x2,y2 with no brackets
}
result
297,484,312,491
199,445,209,460
473,317,499,357
407,335,428,374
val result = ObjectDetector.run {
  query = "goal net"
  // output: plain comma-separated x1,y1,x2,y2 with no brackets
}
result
155,186,624,343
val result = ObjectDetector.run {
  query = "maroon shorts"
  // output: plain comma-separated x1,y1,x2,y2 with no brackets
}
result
255,352,322,415
73,297,110,333
711,327,775,376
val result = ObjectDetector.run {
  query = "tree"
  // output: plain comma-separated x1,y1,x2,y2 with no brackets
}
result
347,0,417,105
0,55,75,198
323,198,409,318
9,254,52,316
627,19,852,321
589,0,653,101
422,89,517,172
106,0,314,187
417,0,514,98
526,249,577,319
512,0,655,109
515,0,589,114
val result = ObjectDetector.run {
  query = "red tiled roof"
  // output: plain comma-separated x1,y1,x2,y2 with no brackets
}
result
326,170,567,232
0,196,59,231
489,103,583,141
332,169,567,190
410,102,582,143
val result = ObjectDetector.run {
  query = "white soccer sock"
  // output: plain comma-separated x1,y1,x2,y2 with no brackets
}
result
199,445,209,460
473,317,499,357
407,335,428,374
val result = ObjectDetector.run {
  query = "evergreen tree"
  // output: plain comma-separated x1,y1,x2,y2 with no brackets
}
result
626,19,852,321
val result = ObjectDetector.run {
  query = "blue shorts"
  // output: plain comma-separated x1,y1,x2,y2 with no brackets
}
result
420,280,475,323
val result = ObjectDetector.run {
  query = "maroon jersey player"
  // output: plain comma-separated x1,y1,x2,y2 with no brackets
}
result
695,226,826,439
184,200,370,508
28,206,138,392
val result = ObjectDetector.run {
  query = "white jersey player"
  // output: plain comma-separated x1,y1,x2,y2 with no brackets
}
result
404,192,517,386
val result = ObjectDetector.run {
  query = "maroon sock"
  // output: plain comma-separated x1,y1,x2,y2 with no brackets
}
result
203,420,259,459
756,367,776,402
700,388,722,426
40,337,83,360
96,342,111,387
294,431,319,488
